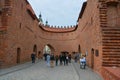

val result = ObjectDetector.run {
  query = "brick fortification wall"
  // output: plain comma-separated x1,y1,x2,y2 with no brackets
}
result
77,0,103,74
0,0,79,68
39,24,79,54
0,0,120,79
77,0,120,79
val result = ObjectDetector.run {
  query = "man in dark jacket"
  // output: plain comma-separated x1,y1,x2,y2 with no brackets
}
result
31,52,36,63
50,54,55,67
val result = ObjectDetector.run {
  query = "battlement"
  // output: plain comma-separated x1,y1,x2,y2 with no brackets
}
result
39,24,78,33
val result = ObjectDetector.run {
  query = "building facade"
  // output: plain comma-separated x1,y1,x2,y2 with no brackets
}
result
0,0,120,79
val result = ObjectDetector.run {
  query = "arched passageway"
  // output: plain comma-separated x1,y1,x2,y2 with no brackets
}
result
43,44,55,61
43,44,55,54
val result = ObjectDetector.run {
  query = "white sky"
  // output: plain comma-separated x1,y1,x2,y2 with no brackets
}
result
28,0,86,26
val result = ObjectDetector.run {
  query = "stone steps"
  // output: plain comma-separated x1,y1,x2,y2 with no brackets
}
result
4,0,12,16
99,2,107,27
102,27,120,67
99,0,120,67
103,52,120,54
103,55,120,58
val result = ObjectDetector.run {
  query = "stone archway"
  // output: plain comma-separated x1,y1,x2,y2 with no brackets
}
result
43,44,55,54
43,44,55,61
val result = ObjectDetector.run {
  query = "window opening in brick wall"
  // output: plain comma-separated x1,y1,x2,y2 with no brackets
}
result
17,48,21,63
78,44,81,53
19,23,21,29
91,17,93,25
95,49,99,57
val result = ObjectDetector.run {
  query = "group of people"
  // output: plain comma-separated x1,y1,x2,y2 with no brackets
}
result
31,52,86,69
31,52,36,63
59,54,71,66
44,53,72,67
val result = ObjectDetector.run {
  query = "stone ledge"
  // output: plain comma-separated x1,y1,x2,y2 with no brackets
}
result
102,67,120,80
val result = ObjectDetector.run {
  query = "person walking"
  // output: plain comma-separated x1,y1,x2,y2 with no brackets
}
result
63,54,66,66
66,55,69,65
68,54,71,63
55,55,59,66
31,52,36,63
50,54,55,68
83,55,86,69
44,53,47,61
46,54,50,67
59,54,63,65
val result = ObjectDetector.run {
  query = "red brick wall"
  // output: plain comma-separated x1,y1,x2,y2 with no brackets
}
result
102,67,120,80
0,0,79,68
77,0,103,74
0,1,120,80
38,25,79,55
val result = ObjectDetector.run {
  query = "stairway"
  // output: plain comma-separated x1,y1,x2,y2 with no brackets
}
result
99,0,120,67
4,0,12,15
5,0,11,6
102,27,120,67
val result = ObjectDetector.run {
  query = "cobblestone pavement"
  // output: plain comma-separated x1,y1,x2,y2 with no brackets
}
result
72,62,103,80
0,60,103,80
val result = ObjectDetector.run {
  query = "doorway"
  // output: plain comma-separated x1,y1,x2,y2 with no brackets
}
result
78,44,81,53
17,48,21,63
91,48,94,69
43,44,55,54
33,45,37,57
43,44,55,61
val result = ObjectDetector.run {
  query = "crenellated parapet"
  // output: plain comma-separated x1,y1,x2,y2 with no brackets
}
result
39,24,78,33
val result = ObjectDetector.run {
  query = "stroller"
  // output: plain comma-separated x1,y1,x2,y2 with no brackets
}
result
80,57,86,69
80,61,86,69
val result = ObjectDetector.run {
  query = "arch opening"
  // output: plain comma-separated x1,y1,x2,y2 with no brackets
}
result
43,44,55,61
43,44,55,54
33,45,37,57
91,48,94,69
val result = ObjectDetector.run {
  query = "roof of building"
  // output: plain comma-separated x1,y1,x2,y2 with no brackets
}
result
26,0,39,22
77,1,87,22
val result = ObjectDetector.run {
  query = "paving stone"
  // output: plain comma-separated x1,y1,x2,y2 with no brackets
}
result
0,60,103,80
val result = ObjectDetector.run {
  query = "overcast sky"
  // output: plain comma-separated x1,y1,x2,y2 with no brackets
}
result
28,0,86,26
